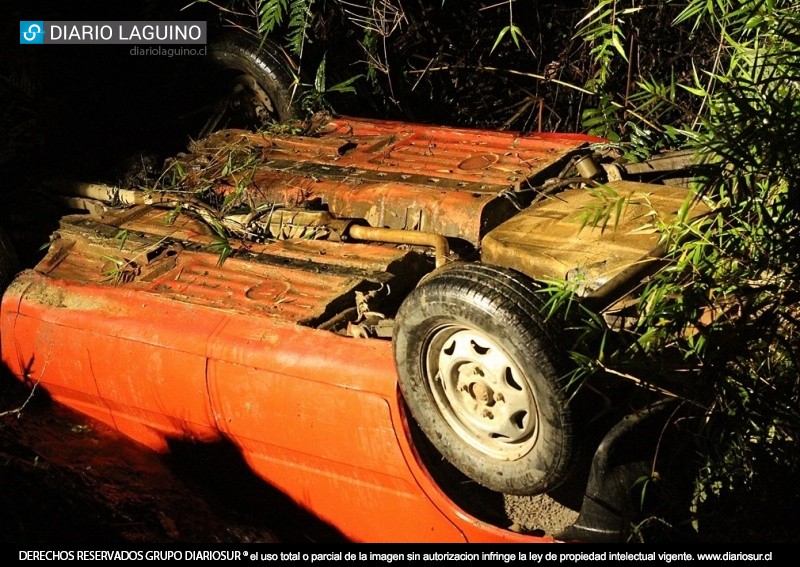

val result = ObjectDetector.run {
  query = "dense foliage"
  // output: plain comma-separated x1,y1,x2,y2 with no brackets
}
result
569,0,800,541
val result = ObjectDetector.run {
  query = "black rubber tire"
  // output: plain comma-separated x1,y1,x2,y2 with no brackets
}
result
209,32,303,123
393,262,574,495
0,227,18,293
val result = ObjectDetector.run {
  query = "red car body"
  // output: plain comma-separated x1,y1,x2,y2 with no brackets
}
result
1,116,685,542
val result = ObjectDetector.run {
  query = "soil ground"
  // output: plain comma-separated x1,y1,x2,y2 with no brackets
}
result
0,374,338,544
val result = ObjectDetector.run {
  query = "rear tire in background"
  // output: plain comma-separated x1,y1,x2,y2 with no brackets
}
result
204,32,303,134
393,262,574,495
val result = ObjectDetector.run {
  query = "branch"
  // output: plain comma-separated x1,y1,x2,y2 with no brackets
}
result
408,64,662,131
0,381,40,418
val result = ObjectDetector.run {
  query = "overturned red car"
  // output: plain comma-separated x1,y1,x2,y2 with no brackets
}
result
0,112,700,542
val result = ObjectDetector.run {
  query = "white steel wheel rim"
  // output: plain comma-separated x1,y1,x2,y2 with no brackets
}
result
424,325,539,460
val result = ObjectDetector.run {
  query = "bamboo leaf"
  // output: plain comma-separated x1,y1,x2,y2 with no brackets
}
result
491,26,510,53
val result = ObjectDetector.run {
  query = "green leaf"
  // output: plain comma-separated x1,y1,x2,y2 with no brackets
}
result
611,32,627,60
508,25,524,49
327,74,363,95
577,1,611,26
257,0,289,36
314,55,327,93
491,26,511,53
114,229,129,250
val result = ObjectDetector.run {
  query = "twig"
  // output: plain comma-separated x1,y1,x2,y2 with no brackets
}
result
0,381,40,418
594,359,706,409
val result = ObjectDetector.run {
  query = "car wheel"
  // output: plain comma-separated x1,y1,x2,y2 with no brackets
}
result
0,227,18,293
393,262,574,495
201,32,303,136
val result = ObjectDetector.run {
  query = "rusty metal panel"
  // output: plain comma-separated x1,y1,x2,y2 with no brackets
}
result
193,120,595,245
241,168,498,244
264,238,414,271
314,116,597,187
481,180,702,296
117,206,217,244
34,210,416,326
148,255,359,323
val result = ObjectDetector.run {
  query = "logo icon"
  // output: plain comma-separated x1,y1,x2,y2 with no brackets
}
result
20,21,45,44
